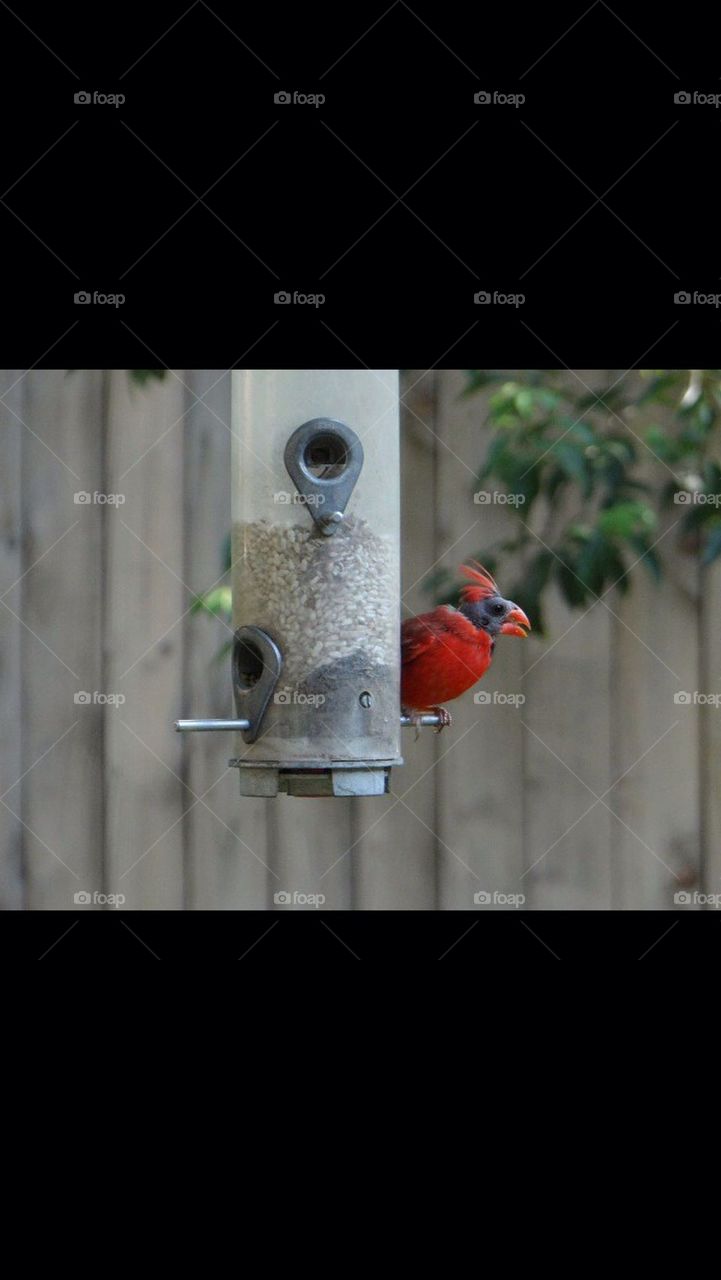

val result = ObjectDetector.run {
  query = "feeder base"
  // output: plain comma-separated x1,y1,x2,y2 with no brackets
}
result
228,759,401,797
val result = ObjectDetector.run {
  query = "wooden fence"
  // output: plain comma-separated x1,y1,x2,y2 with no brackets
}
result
1,368,719,909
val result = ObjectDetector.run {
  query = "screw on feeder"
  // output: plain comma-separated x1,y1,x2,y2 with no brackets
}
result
359,691,373,708
319,510,344,534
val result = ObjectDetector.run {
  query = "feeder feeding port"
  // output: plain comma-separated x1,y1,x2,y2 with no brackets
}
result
176,370,442,796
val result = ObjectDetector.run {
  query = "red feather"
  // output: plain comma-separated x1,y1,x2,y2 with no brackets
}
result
401,605,493,711
457,560,499,605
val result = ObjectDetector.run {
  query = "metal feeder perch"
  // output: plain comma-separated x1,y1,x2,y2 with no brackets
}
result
176,370,440,795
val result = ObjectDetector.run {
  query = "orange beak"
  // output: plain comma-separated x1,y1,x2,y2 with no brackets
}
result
500,605,531,638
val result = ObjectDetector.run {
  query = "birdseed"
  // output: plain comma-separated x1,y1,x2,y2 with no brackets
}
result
232,516,398,688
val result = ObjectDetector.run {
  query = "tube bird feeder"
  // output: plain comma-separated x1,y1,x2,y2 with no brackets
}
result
177,370,408,796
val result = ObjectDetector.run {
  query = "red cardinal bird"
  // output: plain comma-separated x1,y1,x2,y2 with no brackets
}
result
401,562,530,731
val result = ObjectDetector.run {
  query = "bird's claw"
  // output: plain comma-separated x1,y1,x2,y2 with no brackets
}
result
404,710,423,741
431,706,452,733
403,707,452,738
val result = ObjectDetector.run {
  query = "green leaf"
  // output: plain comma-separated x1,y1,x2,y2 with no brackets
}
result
576,531,610,596
554,442,594,498
597,501,656,540
562,418,596,446
703,460,721,495
191,586,232,617
605,436,637,464
478,434,511,480
644,423,692,463
514,388,536,417
462,370,506,397
128,370,166,386
554,553,587,607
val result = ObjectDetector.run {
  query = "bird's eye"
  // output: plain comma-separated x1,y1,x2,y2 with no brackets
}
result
492,602,504,615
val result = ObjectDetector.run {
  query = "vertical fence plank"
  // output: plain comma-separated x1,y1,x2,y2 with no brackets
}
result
606,369,700,910
434,369,526,910
106,371,186,910
610,550,700,909
700,559,721,903
521,371,613,911
351,370,439,909
0,372,25,908
522,583,613,909
20,370,105,909
183,371,269,909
